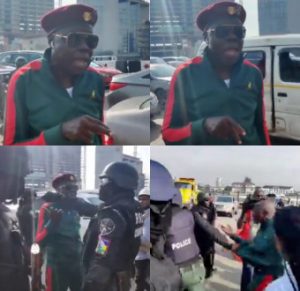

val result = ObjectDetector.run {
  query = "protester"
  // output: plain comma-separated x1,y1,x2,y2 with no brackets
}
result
222,200,283,291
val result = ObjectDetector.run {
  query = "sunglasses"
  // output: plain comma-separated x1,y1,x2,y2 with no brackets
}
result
54,32,99,50
208,25,246,39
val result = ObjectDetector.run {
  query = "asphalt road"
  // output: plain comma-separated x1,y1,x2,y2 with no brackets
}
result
205,213,242,291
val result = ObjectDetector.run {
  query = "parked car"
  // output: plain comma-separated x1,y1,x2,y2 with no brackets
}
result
150,56,166,64
106,96,150,145
107,70,150,108
215,195,238,217
162,56,190,63
89,61,122,88
0,50,43,66
150,64,175,111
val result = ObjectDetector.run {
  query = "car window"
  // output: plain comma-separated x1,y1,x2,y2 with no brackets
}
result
11,53,41,64
243,50,266,78
216,196,233,203
175,182,192,190
0,53,11,65
279,48,300,83
150,65,175,78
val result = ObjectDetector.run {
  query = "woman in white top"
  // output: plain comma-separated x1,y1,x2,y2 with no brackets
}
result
266,207,300,291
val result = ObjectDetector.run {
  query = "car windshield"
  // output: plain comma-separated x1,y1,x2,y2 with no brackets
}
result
175,182,192,190
151,65,175,78
216,196,233,203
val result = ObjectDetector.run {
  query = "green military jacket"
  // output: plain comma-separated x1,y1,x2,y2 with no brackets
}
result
35,197,97,264
4,48,105,145
162,49,270,145
234,219,283,279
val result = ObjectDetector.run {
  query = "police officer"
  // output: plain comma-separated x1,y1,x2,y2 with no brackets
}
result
82,162,144,291
35,173,97,291
191,192,217,278
135,188,150,291
150,161,183,291
4,4,110,145
0,147,30,291
162,1,270,145
151,160,231,291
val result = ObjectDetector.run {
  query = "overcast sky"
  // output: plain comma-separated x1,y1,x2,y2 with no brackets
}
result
151,146,300,189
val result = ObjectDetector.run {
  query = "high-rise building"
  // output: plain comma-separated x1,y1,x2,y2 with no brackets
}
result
216,177,223,188
77,0,149,57
0,0,54,38
26,147,81,189
94,146,145,192
150,0,233,56
258,0,300,35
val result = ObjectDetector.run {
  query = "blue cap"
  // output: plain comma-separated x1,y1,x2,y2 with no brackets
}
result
150,160,181,204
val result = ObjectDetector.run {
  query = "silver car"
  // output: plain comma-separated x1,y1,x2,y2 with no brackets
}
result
150,56,166,64
106,96,150,145
150,64,175,111
107,70,150,108
0,50,43,66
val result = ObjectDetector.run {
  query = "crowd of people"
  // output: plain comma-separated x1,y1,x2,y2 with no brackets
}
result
150,160,300,291
0,158,150,291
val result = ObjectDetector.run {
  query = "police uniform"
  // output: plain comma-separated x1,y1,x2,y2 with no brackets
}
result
162,1,270,145
82,196,144,291
4,5,106,145
192,197,217,279
82,162,143,291
166,206,205,291
231,219,283,290
35,173,97,291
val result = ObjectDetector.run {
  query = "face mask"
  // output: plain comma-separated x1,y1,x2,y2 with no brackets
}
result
150,201,172,244
99,179,115,202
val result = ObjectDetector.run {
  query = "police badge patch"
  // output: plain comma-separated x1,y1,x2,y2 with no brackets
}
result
99,218,115,235
95,235,111,256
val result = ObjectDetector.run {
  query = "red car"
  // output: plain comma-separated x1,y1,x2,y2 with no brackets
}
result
89,61,122,88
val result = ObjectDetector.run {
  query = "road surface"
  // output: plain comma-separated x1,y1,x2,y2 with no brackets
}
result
205,214,242,291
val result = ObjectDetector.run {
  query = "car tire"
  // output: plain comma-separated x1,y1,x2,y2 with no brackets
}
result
155,89,167,112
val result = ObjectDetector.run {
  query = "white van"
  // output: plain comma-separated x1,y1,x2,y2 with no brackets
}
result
243,35,300,141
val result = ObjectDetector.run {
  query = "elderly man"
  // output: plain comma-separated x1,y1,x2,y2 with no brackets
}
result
162,1,270,145
4,4,110,145
222,200,283,291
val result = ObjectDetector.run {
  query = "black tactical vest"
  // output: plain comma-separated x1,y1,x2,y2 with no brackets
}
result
165,206,200,265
